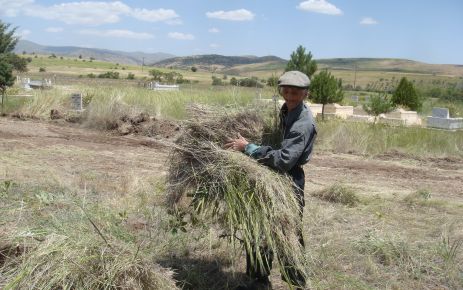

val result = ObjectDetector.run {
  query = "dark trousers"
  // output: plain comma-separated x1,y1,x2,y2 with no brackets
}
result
245,166,305,286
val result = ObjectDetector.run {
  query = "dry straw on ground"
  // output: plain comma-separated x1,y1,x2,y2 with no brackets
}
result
167,109,311,285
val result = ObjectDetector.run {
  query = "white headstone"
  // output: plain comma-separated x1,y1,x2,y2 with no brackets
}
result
432,107,449,119
71,93,83,111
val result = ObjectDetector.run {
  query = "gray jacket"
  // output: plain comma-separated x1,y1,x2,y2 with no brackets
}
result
245,102,317,172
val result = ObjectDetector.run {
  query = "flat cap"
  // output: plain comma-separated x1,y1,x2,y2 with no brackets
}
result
278,71,310,88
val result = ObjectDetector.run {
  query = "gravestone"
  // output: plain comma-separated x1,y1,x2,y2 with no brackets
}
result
351,95,359,102
427,107,463,130
71,93,83,111
432,107,449,118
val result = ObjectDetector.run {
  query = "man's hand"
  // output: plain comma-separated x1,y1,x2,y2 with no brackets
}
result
224,133,249,152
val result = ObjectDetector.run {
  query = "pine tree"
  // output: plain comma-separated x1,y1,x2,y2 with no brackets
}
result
392,77,422,111
0,20,27,72
285,45,317,78
0,58,14,113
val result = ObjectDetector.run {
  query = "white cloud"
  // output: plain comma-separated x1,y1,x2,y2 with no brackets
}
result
45,27,64,33
210,43,220,48
130,8,179,23
297,0,343,15
0,0,33,17
15,29,31,38
79,29,154,39
206,9,254,21
25,1,131,25
208,27,220,33
360,17,378,25
168,32,195,40
4,1,180,25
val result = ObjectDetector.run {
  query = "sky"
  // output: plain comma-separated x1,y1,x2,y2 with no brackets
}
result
1,0,463,64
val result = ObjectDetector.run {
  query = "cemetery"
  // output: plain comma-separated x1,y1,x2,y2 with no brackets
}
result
0,16,462,290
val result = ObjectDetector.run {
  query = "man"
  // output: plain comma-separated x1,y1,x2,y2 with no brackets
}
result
226,70,317,289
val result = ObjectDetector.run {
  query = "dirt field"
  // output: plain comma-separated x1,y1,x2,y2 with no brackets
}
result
1,117,462,289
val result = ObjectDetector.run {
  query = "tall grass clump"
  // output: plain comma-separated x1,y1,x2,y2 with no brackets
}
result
317,120,463,157
354,231,414,267
167,109,310,286
80,85,260,121
16,88,68,118
0,187,178,290
83,92,140,130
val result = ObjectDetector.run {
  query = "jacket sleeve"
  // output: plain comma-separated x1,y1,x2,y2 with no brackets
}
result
248,125,311,172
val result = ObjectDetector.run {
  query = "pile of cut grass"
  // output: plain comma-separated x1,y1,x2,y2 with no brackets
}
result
0,186,178,290
167,110,310,286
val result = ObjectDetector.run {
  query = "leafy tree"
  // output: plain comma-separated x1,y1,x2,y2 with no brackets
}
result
0,21,27,72
149,69,164,82
392,77,422,111
0,21,18,54
285,45,317,78
310,70,344,120
363,93,396,124
0,58,14,113
191,66,197,72
127,72,135,80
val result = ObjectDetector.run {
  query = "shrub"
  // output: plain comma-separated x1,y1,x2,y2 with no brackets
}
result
237,77,263,88
211,76,223,86
98,71,120,79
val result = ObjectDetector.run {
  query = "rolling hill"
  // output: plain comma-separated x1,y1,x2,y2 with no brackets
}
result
14,40,463,77
154,55,463,77
14,40,174,65
151,54,286,71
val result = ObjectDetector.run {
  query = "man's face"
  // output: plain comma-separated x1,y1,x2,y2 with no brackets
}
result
279,86,307,111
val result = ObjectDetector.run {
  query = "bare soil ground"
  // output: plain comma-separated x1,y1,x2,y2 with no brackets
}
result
1,117,462,289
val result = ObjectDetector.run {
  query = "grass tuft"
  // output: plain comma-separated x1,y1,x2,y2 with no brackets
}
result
313,183,360,206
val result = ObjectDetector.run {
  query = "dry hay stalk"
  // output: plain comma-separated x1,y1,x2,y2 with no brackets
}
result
0,233,178,290
168,110,310,283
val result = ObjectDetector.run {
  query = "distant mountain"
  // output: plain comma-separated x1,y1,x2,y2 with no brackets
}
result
14,40,174,65
152,54,286,71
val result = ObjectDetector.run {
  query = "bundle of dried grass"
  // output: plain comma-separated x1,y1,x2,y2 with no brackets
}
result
168,110,309,284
